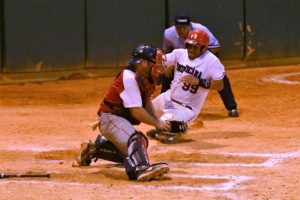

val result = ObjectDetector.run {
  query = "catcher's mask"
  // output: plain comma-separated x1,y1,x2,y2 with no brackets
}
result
151,48,166,85
129,44,166,85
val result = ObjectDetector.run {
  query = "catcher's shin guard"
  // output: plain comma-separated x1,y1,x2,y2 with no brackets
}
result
94,135,125,163
124,131,150,180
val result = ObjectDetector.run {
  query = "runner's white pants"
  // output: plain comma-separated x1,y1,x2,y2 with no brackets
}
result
152,90,197,124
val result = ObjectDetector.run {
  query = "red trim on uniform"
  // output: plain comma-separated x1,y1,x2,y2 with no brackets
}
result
107,118,132,137
97,69,156,118
98,71,126,115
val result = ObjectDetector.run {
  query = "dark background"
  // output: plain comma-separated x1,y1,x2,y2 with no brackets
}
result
0,0,299,73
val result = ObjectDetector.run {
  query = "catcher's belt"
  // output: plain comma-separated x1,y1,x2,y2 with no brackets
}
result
103,100,140,125
171,98,192,110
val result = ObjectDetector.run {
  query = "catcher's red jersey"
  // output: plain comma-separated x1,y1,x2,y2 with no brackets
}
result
98,67,155,115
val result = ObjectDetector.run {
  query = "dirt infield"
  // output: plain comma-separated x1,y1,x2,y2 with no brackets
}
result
0,65,300,200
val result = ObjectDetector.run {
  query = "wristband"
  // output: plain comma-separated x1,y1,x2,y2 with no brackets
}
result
198,78,211,89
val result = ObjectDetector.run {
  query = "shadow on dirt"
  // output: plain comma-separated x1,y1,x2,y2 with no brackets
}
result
200,113,227,121
193,131,252,140
152,131,251,150
36,150,76,160
158,138,195,145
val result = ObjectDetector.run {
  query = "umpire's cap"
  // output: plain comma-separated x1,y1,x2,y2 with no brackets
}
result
174,12,191,26
129,44,157,65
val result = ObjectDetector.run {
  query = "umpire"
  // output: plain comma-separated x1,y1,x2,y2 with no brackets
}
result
161,12,239,117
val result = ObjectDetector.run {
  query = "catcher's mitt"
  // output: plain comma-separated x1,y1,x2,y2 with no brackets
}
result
146,120,188,142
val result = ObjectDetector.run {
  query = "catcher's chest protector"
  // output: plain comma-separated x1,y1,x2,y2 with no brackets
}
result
135,72,155,107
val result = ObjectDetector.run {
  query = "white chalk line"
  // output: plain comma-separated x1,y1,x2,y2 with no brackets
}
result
0,174,251,200
0,174,253,192
2,146,300,197
131,150,300,194
2,146,300,168
0,178,246,200
131,174,252,200
262,72,300,85
165,174,252,191
174,150,300,168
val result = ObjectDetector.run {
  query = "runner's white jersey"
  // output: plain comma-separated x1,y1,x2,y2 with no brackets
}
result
164,49,225,116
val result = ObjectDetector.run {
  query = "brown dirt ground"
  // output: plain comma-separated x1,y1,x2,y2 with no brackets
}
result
0,65,300,200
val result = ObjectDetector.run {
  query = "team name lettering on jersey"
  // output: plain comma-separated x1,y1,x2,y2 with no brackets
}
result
177,62,202,78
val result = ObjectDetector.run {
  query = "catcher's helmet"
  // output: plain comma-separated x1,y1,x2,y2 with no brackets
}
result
185,29,209,51
129,44,157,65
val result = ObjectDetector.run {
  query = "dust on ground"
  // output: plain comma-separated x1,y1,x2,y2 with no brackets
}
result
0,65,300,200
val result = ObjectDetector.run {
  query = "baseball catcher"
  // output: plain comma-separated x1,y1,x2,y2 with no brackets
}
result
73,44,170,181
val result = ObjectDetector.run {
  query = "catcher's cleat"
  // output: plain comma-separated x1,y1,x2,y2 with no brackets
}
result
74,140,96,167
136,163,169,181
228,109,239,117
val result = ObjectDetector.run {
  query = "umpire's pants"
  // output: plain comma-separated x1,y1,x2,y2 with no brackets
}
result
160,74,237,111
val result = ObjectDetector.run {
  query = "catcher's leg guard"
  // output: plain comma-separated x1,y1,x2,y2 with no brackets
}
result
124,131,169,181
124,131,149,180
94,135,125,163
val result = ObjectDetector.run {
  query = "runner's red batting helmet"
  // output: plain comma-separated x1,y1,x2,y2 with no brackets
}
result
185,29,209,51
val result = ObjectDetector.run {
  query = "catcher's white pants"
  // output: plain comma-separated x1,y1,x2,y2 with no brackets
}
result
152,90,197,124
98,112,135,155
